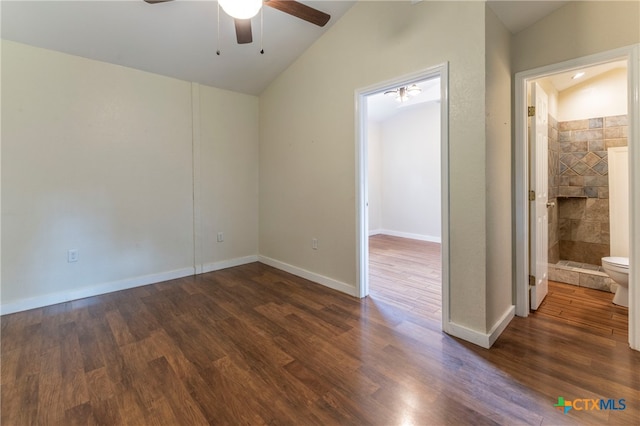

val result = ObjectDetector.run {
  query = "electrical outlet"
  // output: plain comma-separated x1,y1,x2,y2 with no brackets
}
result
312,238,318,250
217,232,224,243
68,249,79,263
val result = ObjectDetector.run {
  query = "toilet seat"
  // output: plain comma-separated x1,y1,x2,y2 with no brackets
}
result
602,256,629,268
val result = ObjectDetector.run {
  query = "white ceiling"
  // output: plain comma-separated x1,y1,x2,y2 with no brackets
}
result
2,1,573,96
1,0,356,95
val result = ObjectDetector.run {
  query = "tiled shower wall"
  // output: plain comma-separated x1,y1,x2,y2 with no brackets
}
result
549,114,628,266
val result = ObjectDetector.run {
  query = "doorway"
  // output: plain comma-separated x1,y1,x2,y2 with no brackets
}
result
355,64,450,332
515,45,640,350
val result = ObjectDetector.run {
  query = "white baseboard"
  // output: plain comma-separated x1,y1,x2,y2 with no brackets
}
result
444,305,515,349
201,255,259,273
258,255,358,297
0,267,195,316
371,229,441,243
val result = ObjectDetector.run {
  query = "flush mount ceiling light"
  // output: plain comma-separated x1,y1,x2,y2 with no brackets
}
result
572,71,586,80
218,0,263,19
384,84,422,103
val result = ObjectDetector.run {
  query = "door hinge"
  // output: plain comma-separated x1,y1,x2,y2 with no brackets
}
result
529,190,536,201
529,275,536,287
528,106,536,117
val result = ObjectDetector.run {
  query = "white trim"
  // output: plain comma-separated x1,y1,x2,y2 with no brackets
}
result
446,305,515,349
258,255,358,297
0,267,195,315
628,44,640,350
515,45,640,350
355,63,450,335
202,255,259,273
370,229,441,243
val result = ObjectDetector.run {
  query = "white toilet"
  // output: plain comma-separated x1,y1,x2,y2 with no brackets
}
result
602,256,629,307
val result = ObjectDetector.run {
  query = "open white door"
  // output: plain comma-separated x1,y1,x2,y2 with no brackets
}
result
529,82,549,310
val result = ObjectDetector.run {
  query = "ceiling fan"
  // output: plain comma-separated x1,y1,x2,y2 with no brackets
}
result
143,0,331,45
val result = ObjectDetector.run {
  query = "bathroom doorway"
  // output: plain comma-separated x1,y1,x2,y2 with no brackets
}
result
515,46,640,350
355,64,450,331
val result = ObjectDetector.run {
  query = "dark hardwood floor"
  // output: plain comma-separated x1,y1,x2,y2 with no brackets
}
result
1,235,638,425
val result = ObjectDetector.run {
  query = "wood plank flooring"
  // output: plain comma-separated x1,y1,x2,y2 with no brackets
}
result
1,235,638,425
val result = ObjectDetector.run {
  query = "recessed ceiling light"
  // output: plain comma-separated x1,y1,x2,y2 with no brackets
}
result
572,72,585,80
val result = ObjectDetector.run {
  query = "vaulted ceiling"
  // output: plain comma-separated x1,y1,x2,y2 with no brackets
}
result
2,1,569,95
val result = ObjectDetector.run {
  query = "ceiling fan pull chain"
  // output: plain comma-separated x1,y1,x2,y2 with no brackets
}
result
260,6,264,54
216,1,221,55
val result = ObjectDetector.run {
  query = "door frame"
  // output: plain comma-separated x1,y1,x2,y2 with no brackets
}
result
514,45,640,350
354,63,450,333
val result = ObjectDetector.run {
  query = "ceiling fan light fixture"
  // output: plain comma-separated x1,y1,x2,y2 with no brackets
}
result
385,85,422,103
219,0,262,20
406,84,422,96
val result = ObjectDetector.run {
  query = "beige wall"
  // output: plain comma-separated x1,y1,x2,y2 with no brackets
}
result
199,85,259,270
260,1,493,331
1,40,259,311
484,6,513,330
512,1,640,74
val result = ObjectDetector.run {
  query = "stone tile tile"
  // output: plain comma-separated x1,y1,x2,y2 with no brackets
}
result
569,176,584,186
559,240,610,266
583,175,608,186
572,220,604,243
604,126,627,139
560,153,578,166
593,150,608,158
559,119,589,131
605,138,628,149
579,273,611,291
592,160,608,175
559,218,571,240
569,141,589,152
589,117,603,129
588,140,605,151
549,115,558,128
584,152,601,167
549,267,580,285
549,243,560,265
549,127,558,142
601,222,610,244
584,187,598,198
559,176,572,186
582,263,600,271
558,197,586,219
572,162,589,175
585,198,609,221
572,129,603,141
605,115,627,127
559,186,583,196
598,187,609,199
559,131,571,142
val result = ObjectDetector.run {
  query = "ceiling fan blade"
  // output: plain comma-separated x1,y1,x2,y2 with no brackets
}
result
265,0,330,27
235,19,253,44
143,0,173,4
